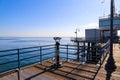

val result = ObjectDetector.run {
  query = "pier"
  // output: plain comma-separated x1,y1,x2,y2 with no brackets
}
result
1,0,120,79
95,44,120,80
1,39,119,80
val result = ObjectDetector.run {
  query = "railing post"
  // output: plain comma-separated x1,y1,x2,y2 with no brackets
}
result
87,42,90,62
17,49,20,80
77,42,80,62
83,42,85,63
66,45,68,61
100,47,102,66
40,46,42,64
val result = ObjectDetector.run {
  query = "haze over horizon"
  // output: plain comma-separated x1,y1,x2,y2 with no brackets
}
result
0,0,120,37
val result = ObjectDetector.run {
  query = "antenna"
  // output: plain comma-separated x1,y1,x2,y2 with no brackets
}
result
101,0,106,17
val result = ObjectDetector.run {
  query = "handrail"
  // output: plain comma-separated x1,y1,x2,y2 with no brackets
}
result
0,42,110,80
0,44,55,74
98,40,110,65
0,49,18,52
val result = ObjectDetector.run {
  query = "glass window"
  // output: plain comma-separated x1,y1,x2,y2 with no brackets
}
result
99,19,120,27
99,20,110,27
114,19,120,24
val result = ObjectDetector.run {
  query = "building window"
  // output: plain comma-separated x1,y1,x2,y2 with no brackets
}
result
99,19,120,27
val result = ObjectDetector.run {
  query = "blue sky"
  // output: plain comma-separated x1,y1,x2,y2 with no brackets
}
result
0,0,120,37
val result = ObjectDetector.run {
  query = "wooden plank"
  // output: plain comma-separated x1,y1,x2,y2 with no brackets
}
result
95,44,120,80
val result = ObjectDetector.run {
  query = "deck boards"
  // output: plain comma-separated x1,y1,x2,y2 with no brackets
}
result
95,44,120,80
0,60,98,80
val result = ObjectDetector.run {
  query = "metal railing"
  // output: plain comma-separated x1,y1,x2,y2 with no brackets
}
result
0,44,55,74
60,40,110,65
60,44,86,61
99,40,110,65
0,41,110,80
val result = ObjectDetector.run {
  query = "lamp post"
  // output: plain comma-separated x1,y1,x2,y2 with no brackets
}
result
108,0,116,67
110,0,114,61
75,28,80,42
75,29,77,41
105,0,116,79
53,37,61,68
75,28,80,61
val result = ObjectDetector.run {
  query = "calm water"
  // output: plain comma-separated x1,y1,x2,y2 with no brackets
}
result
0,37,71,50
0,37,74,73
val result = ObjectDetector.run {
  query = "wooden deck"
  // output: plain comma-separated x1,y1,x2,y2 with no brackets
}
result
0,44,120,80
0,60,99,80
95,44,120,80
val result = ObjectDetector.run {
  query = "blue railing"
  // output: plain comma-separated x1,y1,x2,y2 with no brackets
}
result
60,44,87,61
0,44,55,73
0,41,110,80
99,40,110,65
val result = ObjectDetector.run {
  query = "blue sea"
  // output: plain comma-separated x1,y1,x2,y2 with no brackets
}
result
0,37,74,73
0,37,71,50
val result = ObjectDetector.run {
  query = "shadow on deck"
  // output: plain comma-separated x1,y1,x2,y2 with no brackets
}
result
0,59,101,80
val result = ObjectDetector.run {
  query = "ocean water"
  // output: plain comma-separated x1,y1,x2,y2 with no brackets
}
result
0,37,74,73
0,37,71,50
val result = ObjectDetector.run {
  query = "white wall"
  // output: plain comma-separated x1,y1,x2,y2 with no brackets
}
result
117,30,120,36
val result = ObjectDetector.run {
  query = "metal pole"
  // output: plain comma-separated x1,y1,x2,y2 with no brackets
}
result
56,42,60,68
87,42,90,61
110,0,114,58
100,47,102,66
105,0,116,76
77,42,80,62
67,45,68,61
40,46,42,64
75,29,77,41
53,37,61,68
83,42,85,62
76,29,77,41
17,49,20,80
